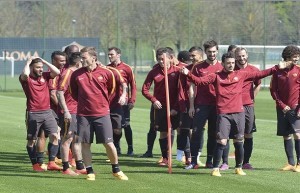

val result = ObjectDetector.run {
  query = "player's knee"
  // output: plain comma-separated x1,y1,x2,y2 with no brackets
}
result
113,129,122,135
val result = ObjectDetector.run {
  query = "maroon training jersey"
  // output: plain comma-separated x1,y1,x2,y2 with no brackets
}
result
191,60,223,105
107,62,136,104
57,68,77,114
70,65,115,116
142,65,180,110
187,66,277,114
20,72,52,112
270,64,300,111
178,64,194,112
106,66,125,109
235,64,261,106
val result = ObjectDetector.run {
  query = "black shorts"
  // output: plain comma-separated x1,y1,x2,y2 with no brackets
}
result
217,112,245,140
154,107,180,132
77,115,113,144
26,110,58,140
244,105,256,134
122,105,130,127
180,112,193,129
192,105,217,137
276,108,300,136
110,107,123,129
58,114,78,138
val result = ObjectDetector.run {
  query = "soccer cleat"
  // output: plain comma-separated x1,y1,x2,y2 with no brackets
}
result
139,151,153,158
157,157,163,163
185,163,199,170
281,164,295,171
112,171,129,180
293,164,300,172
32,163,46,172
205,162,213,169
47,161,63,171
219,163,229,171
211,168,221,177
86,173,96,181
126,149,134,156
62,168,79,176
158,158,168,166
235,168,246,176
39,163,48,171
75,169,87,175
242,163,254,170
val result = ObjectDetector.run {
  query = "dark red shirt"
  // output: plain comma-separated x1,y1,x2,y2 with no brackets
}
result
57,68,77,114
70,65,115,116
106,66,125,109
107,62,136,104
187,66,277,114
20,72,52,112
235,64,261,106
178,64,193,112
142,65,180,110
270,64,300,111
191,61,223,105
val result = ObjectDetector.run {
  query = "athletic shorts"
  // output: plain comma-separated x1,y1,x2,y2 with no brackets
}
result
150,104,154,128
276,108,300,136
122,105,130,127
216,112,245,140
58,114,78,138
26,110,58,140
192,105,217,137
243,105,257,134
154,107,180,132
110,107,123,129
180,112,193,129
51,109,59,124
77,115,113,144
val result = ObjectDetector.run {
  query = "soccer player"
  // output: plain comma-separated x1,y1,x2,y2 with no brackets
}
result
57,52,86,176
20,57,61,172
185,41,223,170
270,45,300,172
107,47,137,156
181,51,281,176
70,47,128,181
142,48,181,166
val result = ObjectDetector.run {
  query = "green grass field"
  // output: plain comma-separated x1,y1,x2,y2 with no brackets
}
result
0,90,299,193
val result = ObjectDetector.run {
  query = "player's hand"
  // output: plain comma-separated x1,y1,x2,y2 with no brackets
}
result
189,106,195,118
283,106,291,114
180,67,189,75
170,109,178,116
64,111,72,122
128,102,134,110
153,100,162,109
118,95,126,106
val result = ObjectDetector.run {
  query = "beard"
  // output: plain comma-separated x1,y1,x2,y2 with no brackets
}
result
33,70,42,77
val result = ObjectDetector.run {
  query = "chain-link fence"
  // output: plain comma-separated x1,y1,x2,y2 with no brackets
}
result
0,0,299,91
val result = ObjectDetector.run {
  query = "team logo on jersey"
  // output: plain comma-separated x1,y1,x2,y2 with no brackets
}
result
40,78,45,83
233,77,239,81
293,73,298,77
98,76,104,81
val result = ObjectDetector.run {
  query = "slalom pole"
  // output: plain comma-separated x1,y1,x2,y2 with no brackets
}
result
163,53,172,174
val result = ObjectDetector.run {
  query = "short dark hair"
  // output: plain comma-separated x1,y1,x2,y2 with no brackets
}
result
177,51,191,63
108,47,121,54
68,52,81,66
189,46,203,53
64,45,79,56
203,40,218,51
165,47,175,56
221,52,235,63
282,45,300,61
156,47,169,58
30,58,42,67
51,51,66,60
227,45,237,52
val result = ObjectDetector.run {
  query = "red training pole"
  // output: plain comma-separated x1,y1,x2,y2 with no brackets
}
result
163,53,172,174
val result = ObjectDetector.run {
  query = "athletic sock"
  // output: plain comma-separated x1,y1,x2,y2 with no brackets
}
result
222,140,230,164
184,134,191,159
75,160,85,170
26,145,37,165
234,142,244,168
62,161,69,171
213,143,225,168
112,164,120,173
36,151,44,165
284,139,295,165
243,138,253,164
159,138,168,158
86,166,94,174
294,139,300,165
48,143,59,162
124,125,133,149
207,135,216,164
147,129,157,153
113,132,122,150
56,139,61,159
190,129,203,164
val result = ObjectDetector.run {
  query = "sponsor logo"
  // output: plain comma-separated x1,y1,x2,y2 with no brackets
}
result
40,78,45,83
